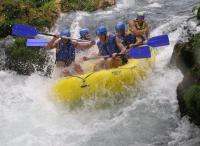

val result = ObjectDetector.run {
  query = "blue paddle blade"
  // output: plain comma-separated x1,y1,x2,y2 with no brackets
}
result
146,34,169,47
12,24,38,37
26,39,49,47
128,46,151,59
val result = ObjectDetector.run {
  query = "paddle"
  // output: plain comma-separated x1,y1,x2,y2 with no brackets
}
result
26,38,90,47
27,38,151,59
84,46,151,60
128,46,151,59
26,34,169,48
12,24,91,43
12,23,55,37
145,34,169,47
83,55,110,61
26,39,49,47
12,23,169,47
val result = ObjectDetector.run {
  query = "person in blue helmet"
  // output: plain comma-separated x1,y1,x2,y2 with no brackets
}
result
47,29,95,76
93,25,127,71
128,12,150,41
80,28,91,40
76,28,93,54
115,21,142,49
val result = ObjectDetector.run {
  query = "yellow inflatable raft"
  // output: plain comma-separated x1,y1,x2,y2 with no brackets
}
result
52,48,155,103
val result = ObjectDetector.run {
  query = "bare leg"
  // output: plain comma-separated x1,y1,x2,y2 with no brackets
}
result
56,61,65,67
105,59,111,69
63,68,72,77
107,58,122,69
74,63,84,75
55,61,70,77
94,60,106,71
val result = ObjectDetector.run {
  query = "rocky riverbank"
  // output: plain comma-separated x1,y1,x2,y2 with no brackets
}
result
171,6,200,126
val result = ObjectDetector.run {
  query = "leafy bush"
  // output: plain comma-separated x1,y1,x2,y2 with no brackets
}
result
61,0,99,12
5,38,48,75
0,0,58,38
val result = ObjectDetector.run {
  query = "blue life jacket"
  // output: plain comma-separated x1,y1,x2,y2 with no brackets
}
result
97,34,120,57
56,41,75,66
119,34,136,47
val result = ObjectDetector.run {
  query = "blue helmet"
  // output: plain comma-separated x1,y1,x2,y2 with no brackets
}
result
96,26,107,36
60,29,71,37
80,28,90,37
115,22,125,33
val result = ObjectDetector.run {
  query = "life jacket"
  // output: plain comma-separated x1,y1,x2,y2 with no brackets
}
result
134,20,145,30
56,41,75,66
118,33,136,47
97,34,120,57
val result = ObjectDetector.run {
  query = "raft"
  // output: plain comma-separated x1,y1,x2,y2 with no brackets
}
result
52,48,155,103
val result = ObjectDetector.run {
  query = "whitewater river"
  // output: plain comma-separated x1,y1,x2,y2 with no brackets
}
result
1,0,200,145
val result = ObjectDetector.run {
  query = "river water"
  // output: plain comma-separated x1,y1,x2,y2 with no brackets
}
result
1,0,200,146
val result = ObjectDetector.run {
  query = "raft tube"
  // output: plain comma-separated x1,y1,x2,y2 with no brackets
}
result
52,48,155,103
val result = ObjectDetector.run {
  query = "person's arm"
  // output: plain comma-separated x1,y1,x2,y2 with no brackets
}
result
129,36,143,48
73,40,95,49
82,51,102,61
46,36,59,49
144,23,150,38
113,37,126,58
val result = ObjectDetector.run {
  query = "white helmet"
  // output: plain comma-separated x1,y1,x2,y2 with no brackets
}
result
136,12,145,20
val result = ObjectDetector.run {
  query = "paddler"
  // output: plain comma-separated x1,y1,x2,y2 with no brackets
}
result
47,29,95,76
92,25,127,71
76,28,93,54
79,28,91,40
128,12,150,41
115,21,142,49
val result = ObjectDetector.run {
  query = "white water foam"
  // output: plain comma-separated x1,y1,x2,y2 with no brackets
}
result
147,2,162,8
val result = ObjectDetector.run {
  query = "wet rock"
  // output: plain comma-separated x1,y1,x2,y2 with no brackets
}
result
177,84,200,126
197,7,200,20
98,0,116,10
172,32,200,126
0,36,15,69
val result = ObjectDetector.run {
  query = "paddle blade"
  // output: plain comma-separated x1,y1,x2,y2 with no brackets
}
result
12,24,38,37
26,39,49,47
146,34,169,47
128,46,151,59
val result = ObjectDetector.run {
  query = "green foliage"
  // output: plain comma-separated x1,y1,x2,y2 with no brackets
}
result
61,0,99,12
7,38,46,63
0,21,13,38
5,38,47,75
22,0,52,8
183,85,200,121
0,0,58,38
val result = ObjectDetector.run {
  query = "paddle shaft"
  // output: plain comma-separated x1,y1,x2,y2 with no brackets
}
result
86,54,128,61
39,33,90,42
39,32,56,37
86,55,110,60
